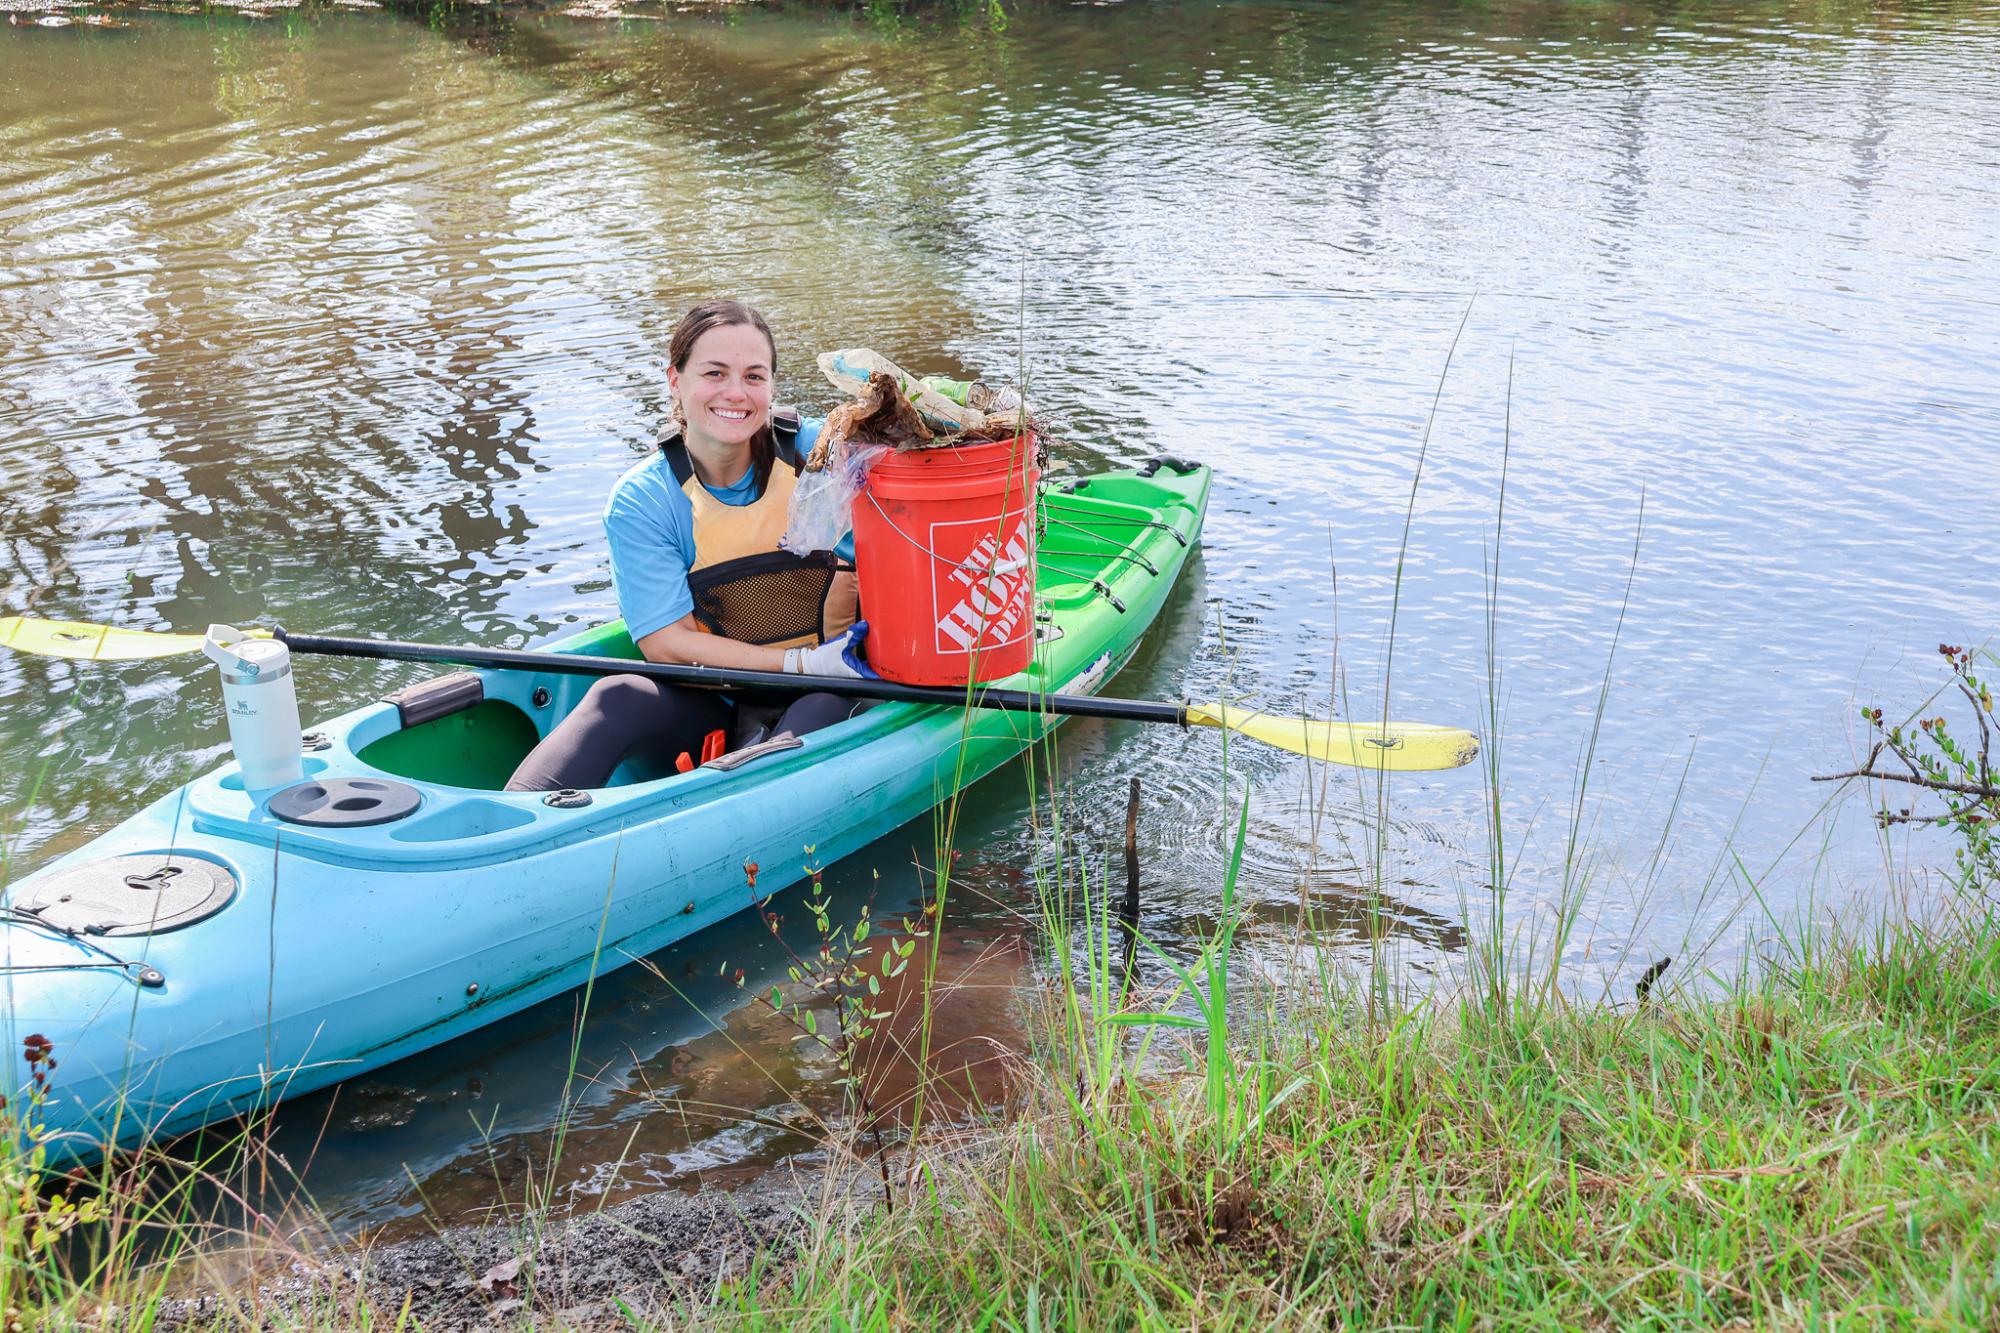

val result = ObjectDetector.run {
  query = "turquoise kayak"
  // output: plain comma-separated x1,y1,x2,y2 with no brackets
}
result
1,461,1209,1165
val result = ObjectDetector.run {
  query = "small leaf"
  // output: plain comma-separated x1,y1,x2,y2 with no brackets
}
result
867,975,880,995
804,1010,817,1036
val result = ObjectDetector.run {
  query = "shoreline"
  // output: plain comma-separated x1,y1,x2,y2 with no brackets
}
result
153,1169,830,1330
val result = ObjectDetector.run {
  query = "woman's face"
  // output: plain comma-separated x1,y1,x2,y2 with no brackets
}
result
669,322,773,451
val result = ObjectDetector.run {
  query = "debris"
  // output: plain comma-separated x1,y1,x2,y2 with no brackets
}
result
477,1255,524,1298
817,348,994,434
819,370,934,459
1634,956,1672,1004
784,352,1034,556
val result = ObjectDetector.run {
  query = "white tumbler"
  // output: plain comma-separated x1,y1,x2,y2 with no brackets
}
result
203,625,304,791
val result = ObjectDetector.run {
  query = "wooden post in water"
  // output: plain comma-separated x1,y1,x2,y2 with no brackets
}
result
1120,776,1142,995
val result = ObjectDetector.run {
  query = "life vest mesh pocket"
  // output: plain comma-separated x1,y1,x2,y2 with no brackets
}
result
688,551,841,646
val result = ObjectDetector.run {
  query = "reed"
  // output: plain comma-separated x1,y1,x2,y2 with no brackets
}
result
717,859,2000,1329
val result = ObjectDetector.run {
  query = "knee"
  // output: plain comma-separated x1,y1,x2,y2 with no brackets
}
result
780,691,857,737
576,673,659,717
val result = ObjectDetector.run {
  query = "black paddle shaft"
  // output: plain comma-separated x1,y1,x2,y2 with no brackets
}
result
274,629,1191,729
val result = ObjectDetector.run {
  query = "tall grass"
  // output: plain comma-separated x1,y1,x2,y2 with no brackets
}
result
724,836,2000,1330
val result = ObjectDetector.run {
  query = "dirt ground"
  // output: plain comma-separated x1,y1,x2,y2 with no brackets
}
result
152,1172,831,1330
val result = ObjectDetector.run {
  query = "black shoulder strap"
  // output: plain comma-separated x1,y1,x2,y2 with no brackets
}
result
773,408,804,473
660,433,695,487
658,408,804,487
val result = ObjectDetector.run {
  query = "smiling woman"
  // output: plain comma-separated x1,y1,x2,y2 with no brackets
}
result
504,301,876,792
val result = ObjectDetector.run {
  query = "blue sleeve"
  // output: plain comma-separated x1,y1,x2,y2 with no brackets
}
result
606,476,696,641
793,416,857,562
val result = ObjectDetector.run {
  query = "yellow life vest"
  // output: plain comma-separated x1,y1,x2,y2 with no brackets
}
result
662,412,859,649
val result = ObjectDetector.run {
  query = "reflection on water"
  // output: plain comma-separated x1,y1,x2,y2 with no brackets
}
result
249,850,1033,1238
5,0,1999,1232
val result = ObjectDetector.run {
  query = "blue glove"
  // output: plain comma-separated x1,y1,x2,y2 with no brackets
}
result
784,620,879,680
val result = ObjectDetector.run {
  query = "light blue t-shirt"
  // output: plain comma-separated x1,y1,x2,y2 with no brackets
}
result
607,418,848,642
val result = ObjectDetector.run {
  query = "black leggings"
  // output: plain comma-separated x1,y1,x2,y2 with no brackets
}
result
504,676,862,792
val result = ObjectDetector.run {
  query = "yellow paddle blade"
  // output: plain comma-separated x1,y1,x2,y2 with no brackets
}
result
1185,704,1480,772
0,617,261,662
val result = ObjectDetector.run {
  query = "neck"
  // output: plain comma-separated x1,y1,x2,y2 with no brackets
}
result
682,429,753,490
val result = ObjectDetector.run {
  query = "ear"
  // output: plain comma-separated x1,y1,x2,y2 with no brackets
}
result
666,365,681,396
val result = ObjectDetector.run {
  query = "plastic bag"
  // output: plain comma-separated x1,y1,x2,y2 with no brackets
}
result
781,438,887,556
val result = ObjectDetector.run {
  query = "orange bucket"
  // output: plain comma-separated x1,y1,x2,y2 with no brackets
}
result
851,435,1040,686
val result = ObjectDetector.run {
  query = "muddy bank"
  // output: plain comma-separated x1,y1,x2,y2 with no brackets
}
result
154,1172,841,1330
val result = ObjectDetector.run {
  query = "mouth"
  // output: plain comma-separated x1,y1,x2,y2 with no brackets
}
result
710,407,752,423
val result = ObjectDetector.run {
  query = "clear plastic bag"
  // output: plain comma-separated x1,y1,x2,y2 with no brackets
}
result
780,440,888,556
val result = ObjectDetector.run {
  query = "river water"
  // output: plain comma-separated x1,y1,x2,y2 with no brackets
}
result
3,0,1996,1234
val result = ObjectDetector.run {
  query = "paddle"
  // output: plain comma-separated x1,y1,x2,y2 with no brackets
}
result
0,616,1479,772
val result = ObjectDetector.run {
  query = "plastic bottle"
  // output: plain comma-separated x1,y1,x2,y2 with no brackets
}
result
203,625,304,791
920,376,1023,415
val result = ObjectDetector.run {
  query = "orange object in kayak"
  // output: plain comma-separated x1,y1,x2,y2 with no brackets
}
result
851,435,1039,686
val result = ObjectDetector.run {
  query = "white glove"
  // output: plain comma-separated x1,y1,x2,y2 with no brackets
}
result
783,621,878,680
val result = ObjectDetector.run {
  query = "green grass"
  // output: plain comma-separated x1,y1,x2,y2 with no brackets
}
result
718,883,2000,1330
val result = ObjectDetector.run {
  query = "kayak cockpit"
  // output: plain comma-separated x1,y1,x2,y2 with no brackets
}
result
349,626,654,792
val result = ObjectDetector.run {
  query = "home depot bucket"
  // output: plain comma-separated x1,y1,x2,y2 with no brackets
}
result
851,436,1040,686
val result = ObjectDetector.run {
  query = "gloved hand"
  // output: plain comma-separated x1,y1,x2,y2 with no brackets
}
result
783,620,879,680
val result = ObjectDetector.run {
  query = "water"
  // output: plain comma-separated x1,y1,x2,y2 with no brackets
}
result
3,0,1997,1234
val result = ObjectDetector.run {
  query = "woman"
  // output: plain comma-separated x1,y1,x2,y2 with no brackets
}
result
506,300,872,792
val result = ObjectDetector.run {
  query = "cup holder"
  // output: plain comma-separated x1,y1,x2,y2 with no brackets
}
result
268,778,422,828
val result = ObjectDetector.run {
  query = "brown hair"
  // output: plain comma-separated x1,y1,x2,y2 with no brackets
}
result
669,300,781,494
